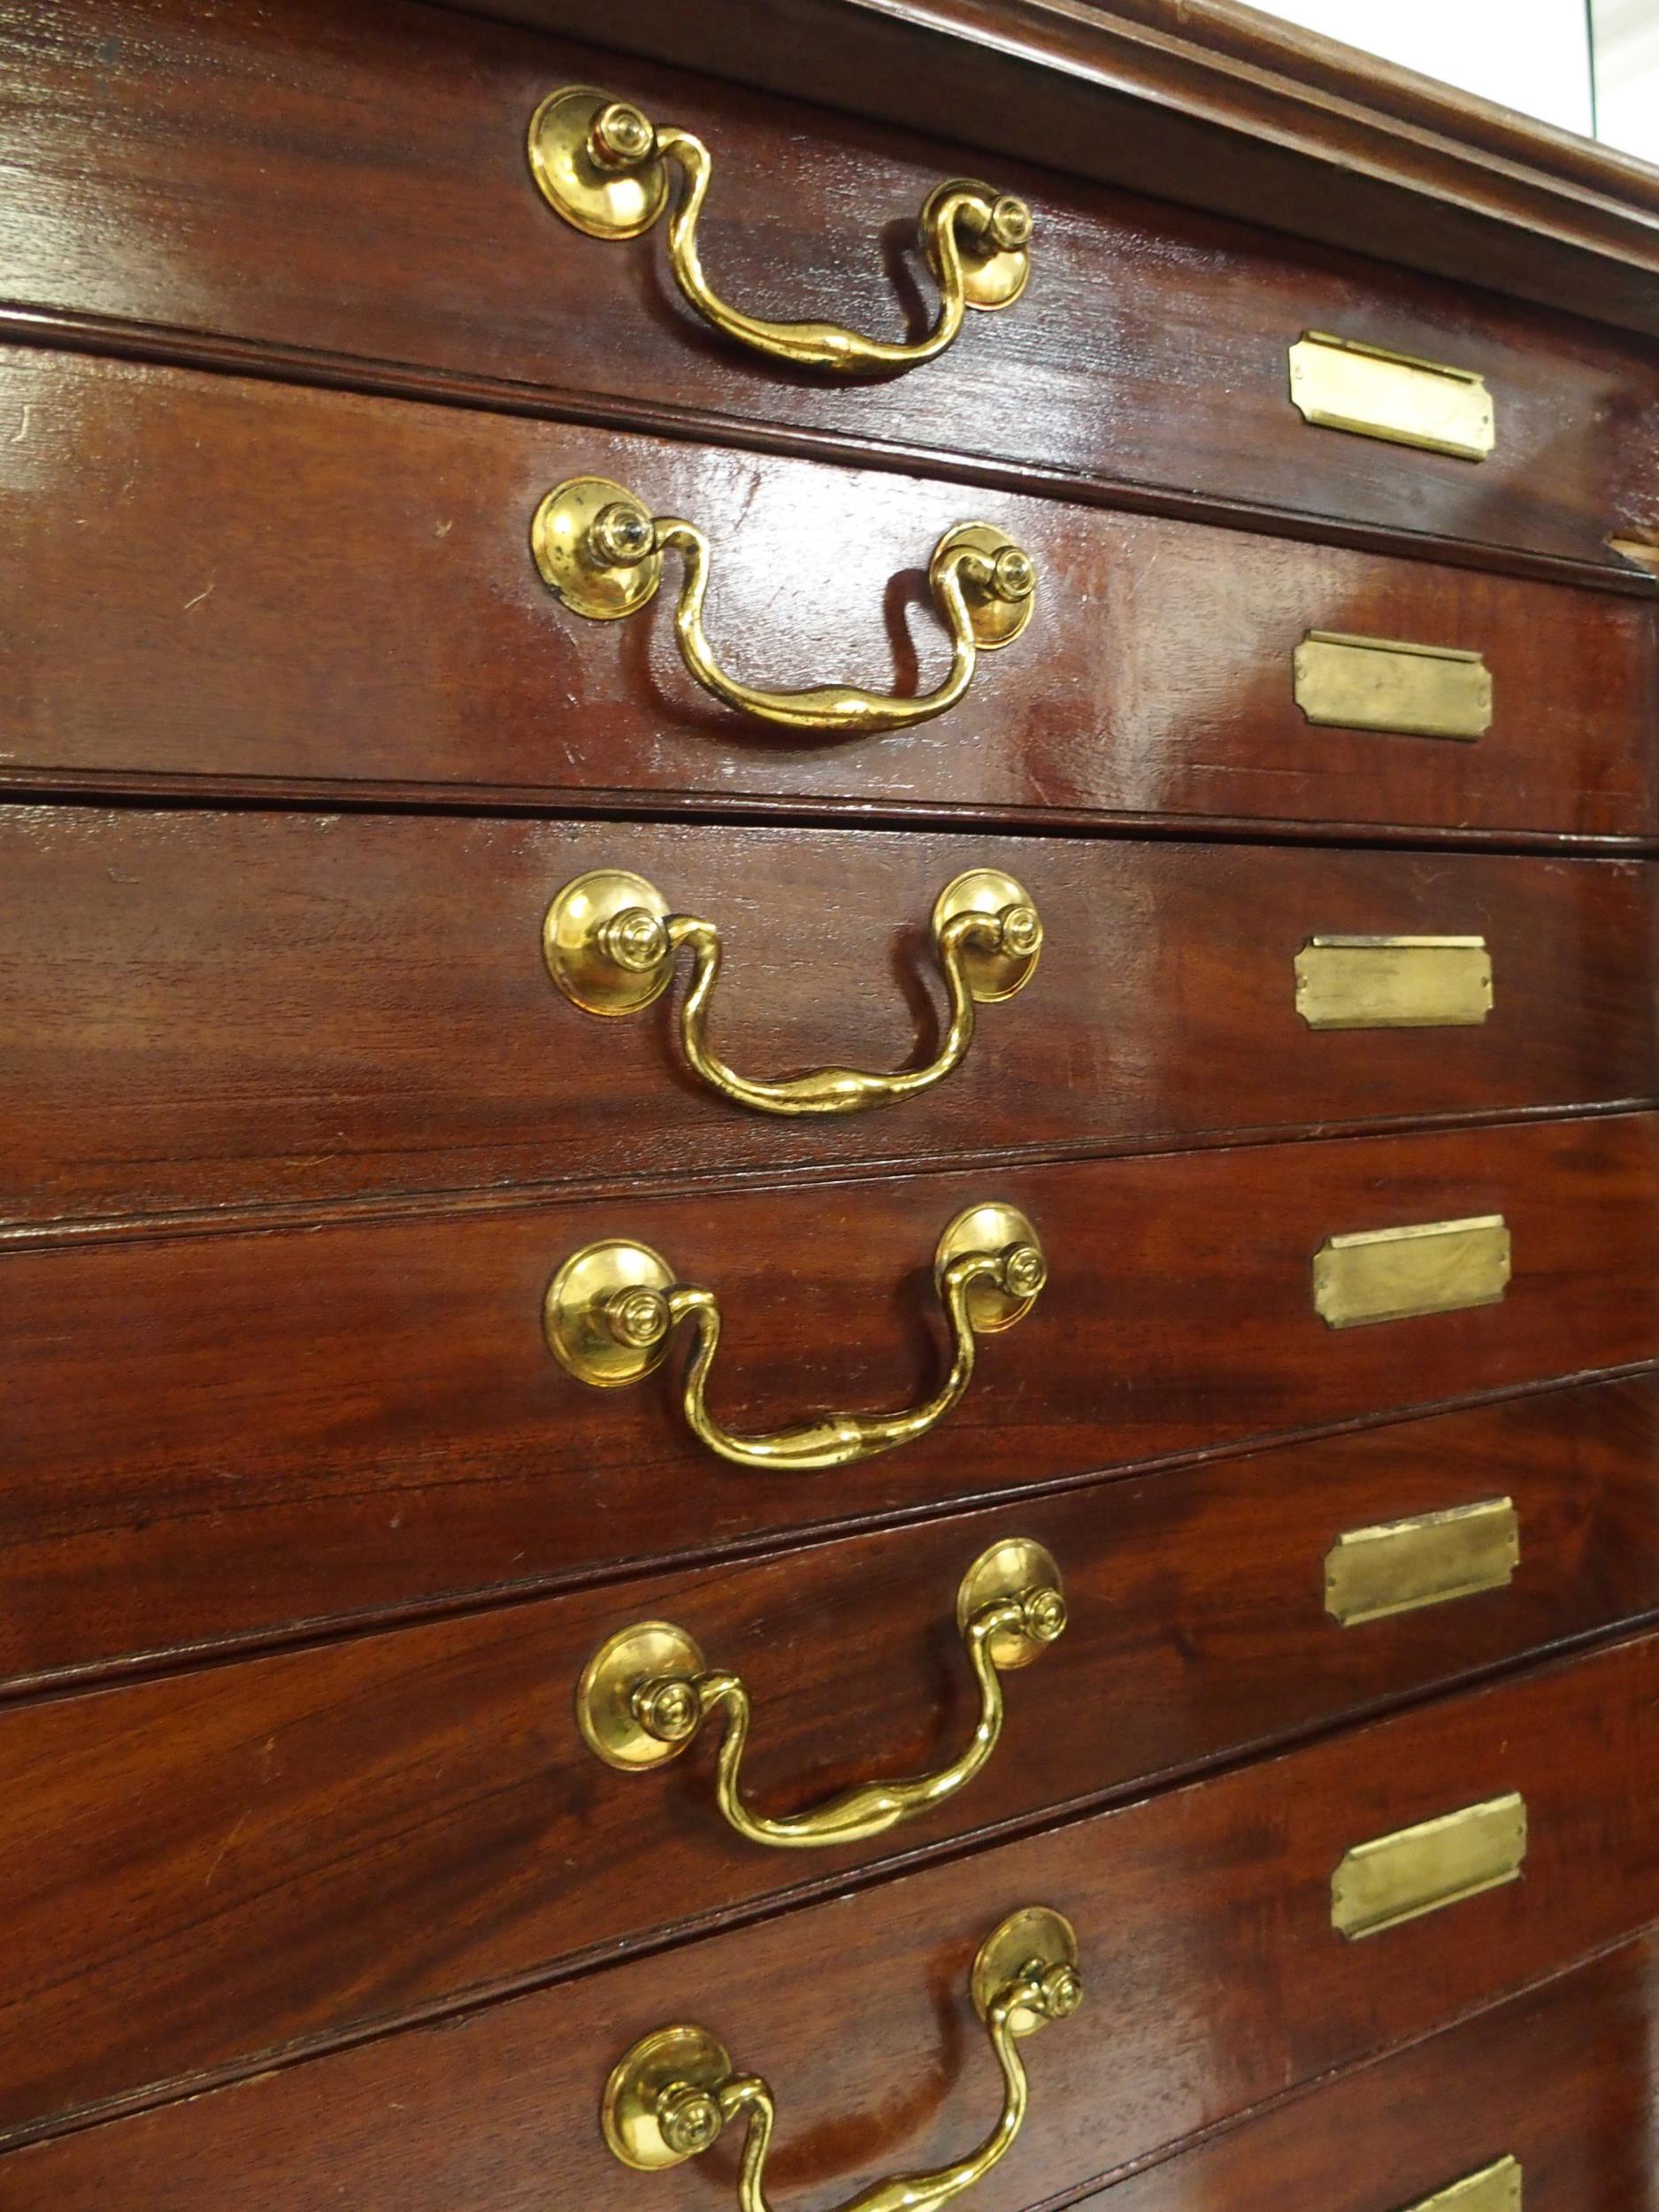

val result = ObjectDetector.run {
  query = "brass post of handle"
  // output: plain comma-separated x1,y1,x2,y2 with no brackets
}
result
531,475,1036,736
576,1539,1065,1848
601,1906,1081,2212
544,1202,1046,1471
528,86,1033,378
545,867,1043,1116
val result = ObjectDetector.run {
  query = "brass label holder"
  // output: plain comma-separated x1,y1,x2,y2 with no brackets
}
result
1325,1498,1520,1626
1332,1793,1527,1939
1288,332,1495,459
1312,1216,1511,1330
1404,2160,1524,2212
1295,936,1494,1029
1293,632,1493,741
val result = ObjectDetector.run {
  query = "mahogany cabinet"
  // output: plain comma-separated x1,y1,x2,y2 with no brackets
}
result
1,0,1655,2205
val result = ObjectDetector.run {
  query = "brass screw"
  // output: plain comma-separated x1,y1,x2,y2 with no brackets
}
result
999,903,1043,960
591,500,657,567
603,905,671,973
1002,1241,1048,1301
987,195,1033,251
1036,1962,1083,2020
589,99,656,170
989,544,1036,603
1022,1586,1068,1645
657,2083,724,2158
607,1284,672,1350
634,1675,702,1744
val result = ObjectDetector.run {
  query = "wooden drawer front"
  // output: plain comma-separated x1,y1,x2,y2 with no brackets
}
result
1,354,1654,840
6,1632,1658,2207
6,810,1654,1227
4,1114,1653,1688
0,1376,1650,2142
1081,1932,1658,2212
4,4,1658,577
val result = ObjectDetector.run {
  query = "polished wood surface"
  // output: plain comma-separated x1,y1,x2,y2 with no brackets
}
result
4,1113,1653,1689
452,0,1659,342
1082,1930,1659,2212
6,1629,1657,2207
4,6,1659,580
2,352,1654,836
4,809,1653,1226
0,1377,1648,2143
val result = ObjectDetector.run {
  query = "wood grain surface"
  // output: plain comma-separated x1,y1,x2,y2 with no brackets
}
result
450,0,1659,342
4,1628,1657,2208
1074,1929,1659,2212
2,4,1658,577
4,809,1653,1226
0,1376,1648,2144
0,351,1654,834
2,1113,1653,1689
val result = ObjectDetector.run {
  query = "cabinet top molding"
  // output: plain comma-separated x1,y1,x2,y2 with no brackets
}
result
449,0,1659,338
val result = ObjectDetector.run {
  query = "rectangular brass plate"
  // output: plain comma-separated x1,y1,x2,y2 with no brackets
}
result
1325,1498,1520,1626
1402,2158,1523,2212
1313,1216,1510,1330
1332,1793,1527,1939
1289,332,1495,459
1296,936,1493,1029
1294,632,1494,741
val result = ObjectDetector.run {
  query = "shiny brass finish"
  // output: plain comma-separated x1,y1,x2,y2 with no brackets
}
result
1288,333,1495,459
934,1202,1047,1333
603,2024,733,2171
1295,936,1494,1029
530,476,1035,736
528,473,663,623
544,865,1041,1117
545,869,675,1016
529,87,1033,377
1293,632,1494,740
1325,1499,1520,1627
1332,1793,1527,1939
543,1237,677,1387
545,1206,1045,1470
1312,1215,1511,1330
577,1620,709,1770
970,1907,1081,2036
1405,2160,1524,2212
600,1906,1080,2203
575,1541,1064,1846
956,1538,1065,1669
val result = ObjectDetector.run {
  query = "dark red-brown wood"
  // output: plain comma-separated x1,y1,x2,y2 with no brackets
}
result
3,1113,1653,1689
3,4,1659,578
4,809,1654,1226
4,1629,1657,2208
1079,1930,1659,2212
1,350,1654,835
456,0,1659,343
0,1376,1649,2145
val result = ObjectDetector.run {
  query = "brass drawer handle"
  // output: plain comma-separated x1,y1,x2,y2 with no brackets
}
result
528,86,1033,379
532,475,1035,736
545,1202,1045,1471
546,867,1042,1117
603,1906,1080,2202
577,1539,1064,1848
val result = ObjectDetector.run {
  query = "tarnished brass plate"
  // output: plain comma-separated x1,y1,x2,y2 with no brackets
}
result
1325,1498,1519,1626
1312,1216,1510,1330
1295,936,1493,1029
1294,633,1493,740
1402,2159,1523,2212
1332,1793,1526,1939
1288,333,1495,459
